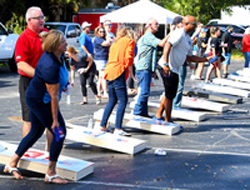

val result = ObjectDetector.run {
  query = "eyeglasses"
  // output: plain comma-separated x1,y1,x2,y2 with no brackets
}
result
99,30,105,33
30,16,46,21
187,22,197,26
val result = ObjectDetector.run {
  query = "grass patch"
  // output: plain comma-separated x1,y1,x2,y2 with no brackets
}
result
231,48,244,60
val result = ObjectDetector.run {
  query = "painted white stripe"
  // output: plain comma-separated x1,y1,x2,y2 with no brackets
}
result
151,147,250,157
0,175,187,190
0,92,19,99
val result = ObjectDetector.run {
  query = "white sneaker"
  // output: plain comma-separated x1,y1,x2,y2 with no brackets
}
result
113,129,131,137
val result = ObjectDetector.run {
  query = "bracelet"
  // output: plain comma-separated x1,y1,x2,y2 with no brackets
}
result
164,63,169,67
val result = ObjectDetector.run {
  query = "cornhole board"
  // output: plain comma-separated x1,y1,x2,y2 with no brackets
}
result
212,78,250,90
228,74,250,83
236,69,250,77
129,101,208,122
181,96,230,112
66,123,146,155
93,109,180,136
0,141,94,181
195,82,250,98
183,87,242,105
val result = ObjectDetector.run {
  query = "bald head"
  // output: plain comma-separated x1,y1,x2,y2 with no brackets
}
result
183,15,197,34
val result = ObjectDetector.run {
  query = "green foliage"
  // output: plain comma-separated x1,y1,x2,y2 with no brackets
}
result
5,13,26,35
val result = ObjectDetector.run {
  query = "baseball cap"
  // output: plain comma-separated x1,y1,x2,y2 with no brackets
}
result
172,16,183,26
82,21,92,29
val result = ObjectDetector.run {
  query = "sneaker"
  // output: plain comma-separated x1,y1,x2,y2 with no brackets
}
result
96,98,101,105
153,116,164,121
222,73,229,78
113,129,131,137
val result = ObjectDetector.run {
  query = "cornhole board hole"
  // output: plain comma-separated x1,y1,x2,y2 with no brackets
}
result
195,82,250,98
212,78,250,90
181,96,230,112
0,141,94,181
129,101,207,122
93,109,180,136
228,74,250,83
66,123,146,155
183,87,242,105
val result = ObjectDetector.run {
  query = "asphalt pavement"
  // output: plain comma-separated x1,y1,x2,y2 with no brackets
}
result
0,59,250,190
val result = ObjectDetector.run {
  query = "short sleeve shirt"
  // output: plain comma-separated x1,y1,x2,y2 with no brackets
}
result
136,31,161,71
210,37,222,55
93,36,109,60
168,28,192,74
221,32,233,53
15,28,44,77
69,51,96,72
79,32,94,56
26,52,61,103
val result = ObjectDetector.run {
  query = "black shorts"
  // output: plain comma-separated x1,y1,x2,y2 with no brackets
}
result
19,75,32,122
162,71,179,100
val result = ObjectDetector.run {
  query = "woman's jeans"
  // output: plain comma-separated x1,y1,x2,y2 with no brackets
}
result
15,98,66,162
100,72,127,129
243,51,250,68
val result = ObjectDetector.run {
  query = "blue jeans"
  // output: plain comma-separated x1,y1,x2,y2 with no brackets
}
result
133,70,152,116
243,52,250,68
173,65,187,108
100,72,127,129
16,98,66,162
222,53,231,65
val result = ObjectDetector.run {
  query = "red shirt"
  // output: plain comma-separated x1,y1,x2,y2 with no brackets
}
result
15,27,44,77
242,34,250,53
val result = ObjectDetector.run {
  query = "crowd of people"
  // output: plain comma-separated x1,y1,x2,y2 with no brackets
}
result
3,5,250,185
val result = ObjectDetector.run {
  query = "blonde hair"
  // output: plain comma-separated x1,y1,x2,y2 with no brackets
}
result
210,27,220,37
42,29,64,53
116,27,135,41
66,46,77,54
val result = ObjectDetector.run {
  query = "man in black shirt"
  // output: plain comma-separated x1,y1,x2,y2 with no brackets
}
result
221,26,234,78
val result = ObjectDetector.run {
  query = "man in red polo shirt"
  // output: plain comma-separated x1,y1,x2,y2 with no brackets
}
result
15,6,46,138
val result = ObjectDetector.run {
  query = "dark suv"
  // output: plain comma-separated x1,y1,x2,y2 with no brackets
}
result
205,24,245,49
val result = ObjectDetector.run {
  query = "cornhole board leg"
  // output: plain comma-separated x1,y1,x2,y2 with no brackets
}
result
129,101,208,122
183,87,242,104
195,82,250,98
0,141,94,181
181,96,230,112
66,123,146,155
94,109,180,136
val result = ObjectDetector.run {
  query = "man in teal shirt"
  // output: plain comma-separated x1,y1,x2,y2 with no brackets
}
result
134,18,168,117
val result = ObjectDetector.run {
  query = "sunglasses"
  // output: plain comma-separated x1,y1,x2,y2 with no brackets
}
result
187,22,197,26
99,30,105,33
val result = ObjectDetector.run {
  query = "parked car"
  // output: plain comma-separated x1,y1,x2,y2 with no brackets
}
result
44,22,82,50
205,24,245,49
0,22,19,72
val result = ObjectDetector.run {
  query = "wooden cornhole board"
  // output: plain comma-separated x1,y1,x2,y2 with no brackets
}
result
183,87,242,105
228,74,250,83
129,101,207,122
93,109,180,136
66,123,146,155
0,141,94,181
181,96,230,112
195,82,250,98
212,78,250,90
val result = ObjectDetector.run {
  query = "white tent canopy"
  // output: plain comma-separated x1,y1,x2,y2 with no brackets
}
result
100,0,181,25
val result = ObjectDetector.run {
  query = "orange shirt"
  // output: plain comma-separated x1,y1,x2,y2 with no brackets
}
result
104,36,135,81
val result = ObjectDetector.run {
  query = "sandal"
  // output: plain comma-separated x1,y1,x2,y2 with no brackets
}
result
4,163,24,179
44,173,68,184
80,101,88,105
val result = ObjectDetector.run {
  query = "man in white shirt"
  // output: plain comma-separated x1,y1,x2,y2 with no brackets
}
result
155,15,209,122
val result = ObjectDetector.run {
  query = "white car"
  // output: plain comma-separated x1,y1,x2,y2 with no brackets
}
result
0,22,19,72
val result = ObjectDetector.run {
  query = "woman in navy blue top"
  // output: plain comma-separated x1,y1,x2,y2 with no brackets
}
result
4,30,69,184
93,26,111,99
